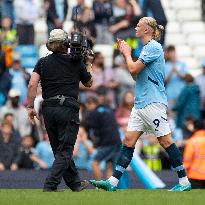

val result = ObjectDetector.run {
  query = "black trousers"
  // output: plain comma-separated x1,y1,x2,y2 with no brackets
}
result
42,105,80,190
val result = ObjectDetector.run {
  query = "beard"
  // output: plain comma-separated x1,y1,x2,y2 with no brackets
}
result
11,99,19,108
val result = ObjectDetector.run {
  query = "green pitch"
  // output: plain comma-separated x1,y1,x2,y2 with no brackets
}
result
0,189,204,205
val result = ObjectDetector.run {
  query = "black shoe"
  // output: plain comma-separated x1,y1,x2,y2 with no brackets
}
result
43,188,65,192
70,180,89,192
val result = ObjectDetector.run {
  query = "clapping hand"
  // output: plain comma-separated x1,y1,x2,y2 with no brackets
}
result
117,38,132,57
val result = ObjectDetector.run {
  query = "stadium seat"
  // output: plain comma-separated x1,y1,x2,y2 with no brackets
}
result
68,0,93,7
161,0,171,9
21,56,38,69
171,0,200,10
187,34,205,46
63,21,74,33
176,45,192,58
34,18,47,33
176,9,201,21
68,0,77,11
180,57,199,72
165,9,177,22
15,45,38,58
34,18,48,46
165,34,186,45
39,44,52,58
193,46,205,59
166,22,180,33
182,21,205,33
15,45,39,69
163,0,204,70
33,0,44,6
93,44,114,67
93,44,113,56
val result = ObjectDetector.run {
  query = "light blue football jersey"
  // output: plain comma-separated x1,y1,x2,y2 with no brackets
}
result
134,39,168,109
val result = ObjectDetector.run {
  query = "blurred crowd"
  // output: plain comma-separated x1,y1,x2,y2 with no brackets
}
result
0,0,205,186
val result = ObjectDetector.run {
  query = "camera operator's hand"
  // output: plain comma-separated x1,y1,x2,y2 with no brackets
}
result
86,50,95,64
86,63,93,75
85,50,95,74
27,108,39,125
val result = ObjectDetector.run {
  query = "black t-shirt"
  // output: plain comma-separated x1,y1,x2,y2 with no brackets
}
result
33,53,91,99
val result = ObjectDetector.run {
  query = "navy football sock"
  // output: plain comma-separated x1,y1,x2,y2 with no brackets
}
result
165,143,186,178
113,145,134,180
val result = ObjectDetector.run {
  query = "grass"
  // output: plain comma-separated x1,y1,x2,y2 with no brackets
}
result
0,189,204,205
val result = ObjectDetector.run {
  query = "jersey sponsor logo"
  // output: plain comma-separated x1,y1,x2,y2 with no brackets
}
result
161,116,168,121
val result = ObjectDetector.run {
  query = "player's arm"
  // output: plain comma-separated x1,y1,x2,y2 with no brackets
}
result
124,55,145,78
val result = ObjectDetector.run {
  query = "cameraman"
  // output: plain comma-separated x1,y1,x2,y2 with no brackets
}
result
27,29,93,192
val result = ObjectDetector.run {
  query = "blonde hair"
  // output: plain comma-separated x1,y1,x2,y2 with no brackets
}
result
140,17,164,41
